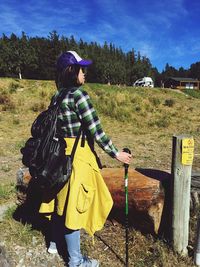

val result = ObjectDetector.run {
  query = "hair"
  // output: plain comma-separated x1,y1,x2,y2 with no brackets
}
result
55,64,81,89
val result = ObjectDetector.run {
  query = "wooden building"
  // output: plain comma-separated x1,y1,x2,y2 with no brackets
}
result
164,77,200,90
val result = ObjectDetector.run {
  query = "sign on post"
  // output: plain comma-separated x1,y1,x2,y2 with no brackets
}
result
182,138,194,165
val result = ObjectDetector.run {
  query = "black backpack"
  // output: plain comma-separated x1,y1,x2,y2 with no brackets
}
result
21,89,82,190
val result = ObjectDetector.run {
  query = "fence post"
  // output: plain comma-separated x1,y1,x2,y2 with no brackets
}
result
171,135,194,255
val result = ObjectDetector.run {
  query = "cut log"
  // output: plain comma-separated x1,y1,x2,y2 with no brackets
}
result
191,172,200,193
101,168,165,234
16,167,167,234
187,172,200,211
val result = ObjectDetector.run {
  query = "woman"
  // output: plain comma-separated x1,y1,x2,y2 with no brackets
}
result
39,51,132,267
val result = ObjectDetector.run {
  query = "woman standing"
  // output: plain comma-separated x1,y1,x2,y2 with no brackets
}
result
39,51,132,267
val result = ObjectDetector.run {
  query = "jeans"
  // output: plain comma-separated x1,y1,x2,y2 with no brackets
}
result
50,213,83,266
64,229,83,267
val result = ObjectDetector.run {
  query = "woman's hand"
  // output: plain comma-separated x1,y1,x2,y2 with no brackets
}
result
116,151,132,164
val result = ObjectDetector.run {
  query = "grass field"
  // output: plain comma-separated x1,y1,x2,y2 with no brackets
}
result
1,78,200,184
1,78,200,266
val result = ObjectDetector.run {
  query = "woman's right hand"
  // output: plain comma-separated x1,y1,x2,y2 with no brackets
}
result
116,151,132,164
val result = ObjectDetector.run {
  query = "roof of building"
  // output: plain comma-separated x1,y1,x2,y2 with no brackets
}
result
169,77,199,82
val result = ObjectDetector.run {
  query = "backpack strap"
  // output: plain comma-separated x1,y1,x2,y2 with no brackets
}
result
49,88,70,107
70,125,82,163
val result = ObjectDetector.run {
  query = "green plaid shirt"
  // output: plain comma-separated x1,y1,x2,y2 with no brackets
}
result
56,87,118,158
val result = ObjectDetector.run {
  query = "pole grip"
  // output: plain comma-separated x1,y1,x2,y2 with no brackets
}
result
123,147,131,171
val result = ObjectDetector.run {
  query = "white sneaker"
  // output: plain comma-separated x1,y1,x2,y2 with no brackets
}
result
78,256,99,267
47,241,58,254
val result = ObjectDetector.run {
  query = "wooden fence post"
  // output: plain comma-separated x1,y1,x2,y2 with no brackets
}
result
171,135,194,255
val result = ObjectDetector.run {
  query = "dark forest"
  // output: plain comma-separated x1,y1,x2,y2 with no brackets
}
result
0,31,200,86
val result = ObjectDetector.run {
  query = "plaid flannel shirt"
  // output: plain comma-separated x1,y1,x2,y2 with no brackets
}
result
56,87,118,158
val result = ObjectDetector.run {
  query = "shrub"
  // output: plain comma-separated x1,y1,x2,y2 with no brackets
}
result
13,118,20,125
0,91,16,111
155,116,170,128
187,107,194,112
0,93,15,111
31,102,46,112
2,102,16,111
135,105,141,112
9,82,20,93
0,92,10,105
39,90,48,98
149,97,161,107
164,99,175,107
15,140,26,150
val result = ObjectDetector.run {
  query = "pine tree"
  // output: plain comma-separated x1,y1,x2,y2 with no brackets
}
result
1,32,197,85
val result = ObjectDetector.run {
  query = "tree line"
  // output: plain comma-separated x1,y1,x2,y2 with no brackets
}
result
0,31,200,87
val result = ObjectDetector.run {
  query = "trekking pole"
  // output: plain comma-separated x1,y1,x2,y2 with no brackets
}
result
123,147,131,267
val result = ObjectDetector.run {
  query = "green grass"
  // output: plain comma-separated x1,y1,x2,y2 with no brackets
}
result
0,183,16,204
0,205,43,247
183,89,200,99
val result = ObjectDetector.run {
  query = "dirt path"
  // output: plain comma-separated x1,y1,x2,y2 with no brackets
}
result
0,202,16,267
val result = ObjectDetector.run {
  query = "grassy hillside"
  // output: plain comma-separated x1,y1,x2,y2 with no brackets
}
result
1,78,200,266
1,78,200,185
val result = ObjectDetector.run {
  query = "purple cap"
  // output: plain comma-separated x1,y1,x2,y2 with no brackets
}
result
56,51,92,72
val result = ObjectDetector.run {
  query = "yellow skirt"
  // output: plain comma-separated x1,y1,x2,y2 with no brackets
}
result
39,138,113,236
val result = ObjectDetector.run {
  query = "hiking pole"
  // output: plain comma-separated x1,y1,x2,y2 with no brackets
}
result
123,147,131,267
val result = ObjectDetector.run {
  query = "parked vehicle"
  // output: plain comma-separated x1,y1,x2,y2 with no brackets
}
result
133,77,154,88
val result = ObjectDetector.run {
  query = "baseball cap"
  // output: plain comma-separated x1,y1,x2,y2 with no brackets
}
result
56,51,92,72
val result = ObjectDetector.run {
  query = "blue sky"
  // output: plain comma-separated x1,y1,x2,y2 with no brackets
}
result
0,0,200,72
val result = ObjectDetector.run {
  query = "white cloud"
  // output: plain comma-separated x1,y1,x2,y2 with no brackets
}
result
0,0,90,36
0,4,22,34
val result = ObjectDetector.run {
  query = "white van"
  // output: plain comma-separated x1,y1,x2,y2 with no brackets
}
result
133,77,154,88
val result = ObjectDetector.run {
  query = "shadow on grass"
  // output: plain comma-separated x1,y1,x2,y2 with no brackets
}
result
13,179,68,264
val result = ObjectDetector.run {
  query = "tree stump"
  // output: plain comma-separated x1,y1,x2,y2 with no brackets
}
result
101,168,165,234
190,171,200,211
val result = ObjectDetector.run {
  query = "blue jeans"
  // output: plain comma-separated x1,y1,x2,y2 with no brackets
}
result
64,228,83,267
50,214,83,266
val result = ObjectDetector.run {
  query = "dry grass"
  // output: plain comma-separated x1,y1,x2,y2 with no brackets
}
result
81,220,197,267
1,78,200,266
1,78,200,175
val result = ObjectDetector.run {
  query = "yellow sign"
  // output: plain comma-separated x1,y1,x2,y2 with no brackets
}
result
182,138,194,165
